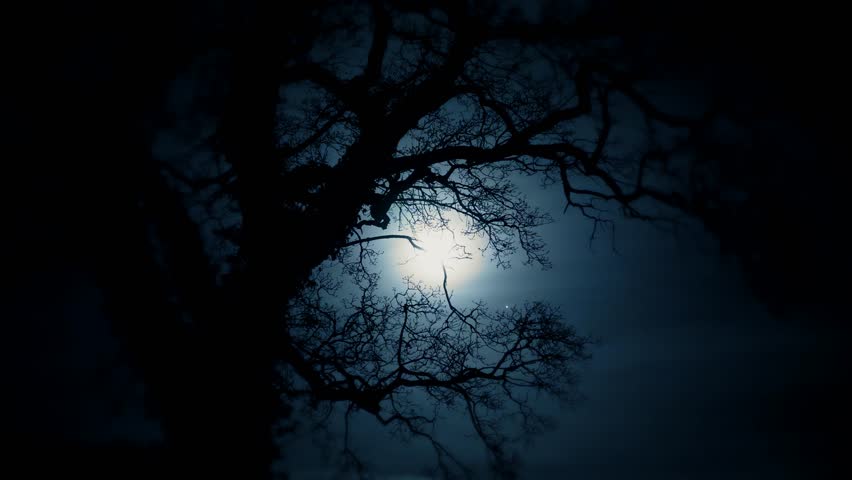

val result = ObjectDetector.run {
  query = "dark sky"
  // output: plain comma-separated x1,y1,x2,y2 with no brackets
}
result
277,188,849,479
4,1,851,478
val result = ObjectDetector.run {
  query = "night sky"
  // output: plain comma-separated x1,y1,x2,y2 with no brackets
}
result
4,1,851,478
6,194,848,479
251,188,852,479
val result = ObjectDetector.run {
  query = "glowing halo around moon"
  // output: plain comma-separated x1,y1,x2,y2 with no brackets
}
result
393,226,484,286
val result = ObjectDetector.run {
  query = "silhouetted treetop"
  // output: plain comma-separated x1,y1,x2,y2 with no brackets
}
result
55,0,830,478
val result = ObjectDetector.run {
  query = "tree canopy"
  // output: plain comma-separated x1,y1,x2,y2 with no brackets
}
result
135,1,736,477
10,0,849,478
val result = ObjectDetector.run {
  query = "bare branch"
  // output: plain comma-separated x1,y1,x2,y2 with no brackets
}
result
364,0,392,83
342,234,424,250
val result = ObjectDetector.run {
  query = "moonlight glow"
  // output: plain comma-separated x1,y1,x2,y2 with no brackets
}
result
394,226,484,286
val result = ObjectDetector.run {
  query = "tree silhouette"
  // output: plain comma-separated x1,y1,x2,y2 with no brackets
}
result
53,1,757,478
8,1,852,478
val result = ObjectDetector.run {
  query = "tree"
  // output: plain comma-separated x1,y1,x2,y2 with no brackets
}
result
8,0,852,478
54,0,757,478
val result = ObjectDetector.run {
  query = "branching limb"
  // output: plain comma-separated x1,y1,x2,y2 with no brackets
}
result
342,234,424,251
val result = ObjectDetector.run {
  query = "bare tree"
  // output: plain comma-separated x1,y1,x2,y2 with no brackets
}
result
117,0,726,478
282,246,588,477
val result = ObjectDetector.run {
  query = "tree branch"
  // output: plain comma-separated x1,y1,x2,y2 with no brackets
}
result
364,0,392,83
342,234,424,250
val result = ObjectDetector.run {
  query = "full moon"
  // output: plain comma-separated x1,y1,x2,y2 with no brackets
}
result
394,226,484,286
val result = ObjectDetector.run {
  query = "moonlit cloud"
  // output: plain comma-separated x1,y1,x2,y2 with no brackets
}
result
389,217,486,287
